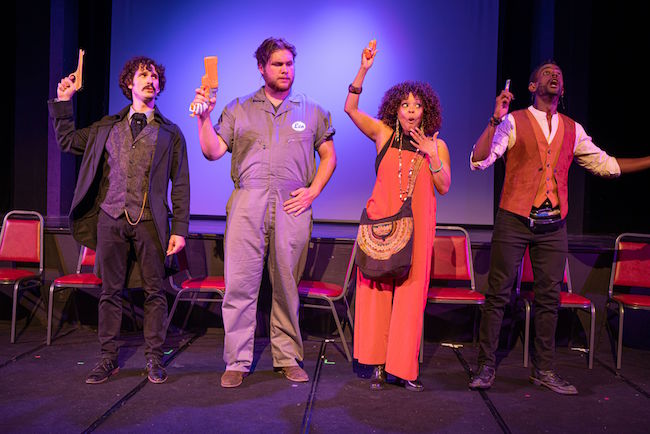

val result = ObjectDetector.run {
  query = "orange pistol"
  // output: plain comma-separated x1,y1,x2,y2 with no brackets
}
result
364,39,377,59
71,49,85,91
190,56,219,116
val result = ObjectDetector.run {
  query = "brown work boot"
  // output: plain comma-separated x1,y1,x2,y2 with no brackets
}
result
279,366,309,382
220,370,246,388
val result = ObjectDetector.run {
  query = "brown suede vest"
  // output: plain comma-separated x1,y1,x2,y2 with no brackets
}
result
499,109,575,219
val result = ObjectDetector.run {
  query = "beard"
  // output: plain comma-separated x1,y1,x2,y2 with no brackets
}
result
266,76,293,92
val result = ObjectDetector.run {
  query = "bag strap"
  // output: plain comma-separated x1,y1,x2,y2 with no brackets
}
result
374,131,396,174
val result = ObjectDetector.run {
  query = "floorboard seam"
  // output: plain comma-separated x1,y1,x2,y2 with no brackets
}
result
300,339,327,434
452,348,512,434
594,356,650,399
0,328,78,370
81,332,202,433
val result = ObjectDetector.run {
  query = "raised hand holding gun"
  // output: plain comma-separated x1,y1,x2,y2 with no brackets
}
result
494,79,514,119
57,49,85,101
189,56,218,117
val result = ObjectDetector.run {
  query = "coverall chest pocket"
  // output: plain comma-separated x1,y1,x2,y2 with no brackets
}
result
285,132,313,151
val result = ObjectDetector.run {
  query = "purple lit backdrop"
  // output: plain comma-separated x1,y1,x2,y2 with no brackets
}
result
109,0,498,224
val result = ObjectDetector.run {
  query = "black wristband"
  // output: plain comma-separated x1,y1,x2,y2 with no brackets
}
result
348,84,362,94
489,115,502,127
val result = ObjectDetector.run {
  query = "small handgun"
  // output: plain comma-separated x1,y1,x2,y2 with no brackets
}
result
189,56,219,117
71,49,85,91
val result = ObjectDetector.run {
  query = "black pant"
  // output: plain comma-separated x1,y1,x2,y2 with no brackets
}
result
96,210,167,361
477,209,567,371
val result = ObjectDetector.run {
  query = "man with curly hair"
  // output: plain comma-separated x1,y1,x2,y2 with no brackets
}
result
190,37,336,388
469,61,650,394
48,56,190,385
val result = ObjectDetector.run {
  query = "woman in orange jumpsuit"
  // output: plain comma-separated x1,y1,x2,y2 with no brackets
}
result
344,43,451,391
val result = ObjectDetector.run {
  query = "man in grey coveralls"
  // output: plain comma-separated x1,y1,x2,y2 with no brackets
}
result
190,37,336,387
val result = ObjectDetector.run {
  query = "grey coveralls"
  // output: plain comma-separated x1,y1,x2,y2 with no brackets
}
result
215,87,335,371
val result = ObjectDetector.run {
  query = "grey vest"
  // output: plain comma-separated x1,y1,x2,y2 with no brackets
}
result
99,116,159,221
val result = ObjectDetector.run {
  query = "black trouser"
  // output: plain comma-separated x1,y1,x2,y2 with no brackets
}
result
477,209,567,371
96,210,167,361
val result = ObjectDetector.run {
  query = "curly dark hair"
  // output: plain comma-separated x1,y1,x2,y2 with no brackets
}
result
118,56,166,101
377,81,442,136
254,37,297,67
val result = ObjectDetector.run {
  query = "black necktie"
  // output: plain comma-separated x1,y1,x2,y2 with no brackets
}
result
131,113,147,139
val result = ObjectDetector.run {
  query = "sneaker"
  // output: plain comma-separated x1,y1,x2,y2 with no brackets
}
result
221,370,245,388
279,366,309,382
403,378,424,392
529,369,578,395
85,359,119,384
146,358,167,384
370,365,387,391
468,365,495,390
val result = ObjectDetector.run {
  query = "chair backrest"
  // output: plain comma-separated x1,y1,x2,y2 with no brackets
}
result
609,233,650,296
0,210,44,273
77,246,96,272
431,226,475,290
518,247,571,293
340,242,358,298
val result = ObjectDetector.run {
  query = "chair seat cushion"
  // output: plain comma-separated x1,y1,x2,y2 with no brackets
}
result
0,268,38,283
521,291,592,308
298,280,343,298
181,276,225,290
53,273,102,286
612,294,650,308
427,287,485,302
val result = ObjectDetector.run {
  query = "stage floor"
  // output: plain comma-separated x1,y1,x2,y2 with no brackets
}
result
1,318,648,433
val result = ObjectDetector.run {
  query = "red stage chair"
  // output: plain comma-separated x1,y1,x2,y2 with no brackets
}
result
47,245,140,344
0,210,44,343
516,248,595,368
47,246,101,345
298,243,357,362
164,248,225,336
422,226,484,362
607,233,650,370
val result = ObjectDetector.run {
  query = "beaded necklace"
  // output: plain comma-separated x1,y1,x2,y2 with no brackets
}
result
397,131,420,202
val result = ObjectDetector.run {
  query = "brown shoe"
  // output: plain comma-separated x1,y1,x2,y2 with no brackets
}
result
280,366,309,382
220,370,245,388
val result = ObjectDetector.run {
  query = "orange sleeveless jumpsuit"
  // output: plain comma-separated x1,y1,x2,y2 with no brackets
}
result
353,138,437,381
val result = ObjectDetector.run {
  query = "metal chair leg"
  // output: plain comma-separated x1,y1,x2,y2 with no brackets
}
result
524,300,531,368
617,304,624,370
181,291,200,330
588,304,595,369
329,300,351,362
164,289,186,336
47,283,56,345
11,282,19,343
344,297,354,331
